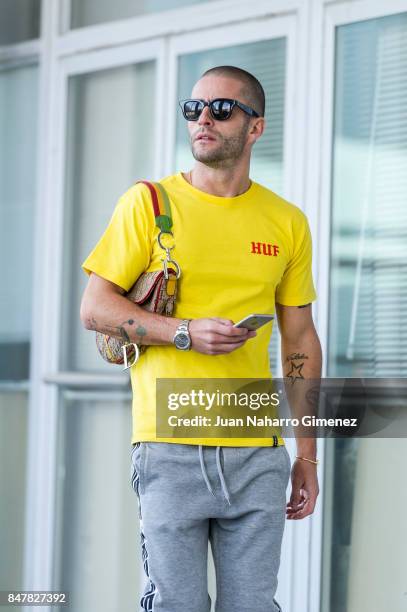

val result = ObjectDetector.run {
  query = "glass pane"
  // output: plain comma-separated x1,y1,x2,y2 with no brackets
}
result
328,13,407,379
0,0,41,45
0,64,38,379
62,61,156,372
322,13,407,612
0,391,28,604
54,394,139,611
70,0,215,29
175,38,287,373
0,63,37,608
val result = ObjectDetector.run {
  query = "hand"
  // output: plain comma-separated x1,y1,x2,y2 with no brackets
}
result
189,317,257,355
286,459,319,519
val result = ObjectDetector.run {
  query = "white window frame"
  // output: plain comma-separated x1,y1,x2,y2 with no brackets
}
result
24,42,166,610
307,2,407,612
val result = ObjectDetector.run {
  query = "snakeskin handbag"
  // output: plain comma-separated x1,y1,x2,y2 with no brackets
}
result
95,180,180,369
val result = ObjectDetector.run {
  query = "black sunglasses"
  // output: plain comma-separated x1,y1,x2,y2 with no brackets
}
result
179,98,260,121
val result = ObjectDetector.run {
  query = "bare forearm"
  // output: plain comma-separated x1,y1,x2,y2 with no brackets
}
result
80,274,256,356
281,330,322,459
282,329,322,379
81,291,181,346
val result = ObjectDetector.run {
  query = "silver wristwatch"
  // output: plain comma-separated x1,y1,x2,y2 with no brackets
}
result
173,319,192,350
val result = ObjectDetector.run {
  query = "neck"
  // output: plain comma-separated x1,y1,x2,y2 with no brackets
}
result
185,160,251,197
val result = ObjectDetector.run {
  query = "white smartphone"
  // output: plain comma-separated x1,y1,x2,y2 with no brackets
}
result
233,314,274,331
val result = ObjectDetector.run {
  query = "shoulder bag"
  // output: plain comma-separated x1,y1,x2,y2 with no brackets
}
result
95,180,180,369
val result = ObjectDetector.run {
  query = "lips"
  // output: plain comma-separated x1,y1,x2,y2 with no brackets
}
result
195,133,216,142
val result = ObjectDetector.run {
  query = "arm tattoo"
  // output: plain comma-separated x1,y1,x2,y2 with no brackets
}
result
87,317,148,345
135,325,147,343
118,319,148,344
284,352,309,384
118,324,131,344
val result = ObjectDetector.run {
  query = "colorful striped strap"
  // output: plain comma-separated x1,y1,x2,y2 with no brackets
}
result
137,180,173,233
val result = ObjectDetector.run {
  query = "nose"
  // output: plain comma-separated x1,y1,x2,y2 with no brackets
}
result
197,104,214,126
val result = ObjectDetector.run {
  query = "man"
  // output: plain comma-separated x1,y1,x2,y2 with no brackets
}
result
80,65,322,612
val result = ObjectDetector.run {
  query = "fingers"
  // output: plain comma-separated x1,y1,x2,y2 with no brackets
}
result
288,474,303,509
286,487,319,519
210,318,235,326
189,318,257,355
210,331,256,344
206,341,247,354
210,320,257,341
285,461,319,520
204,329,257,353
286,490,307,519
210,319,253,337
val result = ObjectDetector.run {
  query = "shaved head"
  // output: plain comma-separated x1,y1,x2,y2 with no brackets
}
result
200,65,265,117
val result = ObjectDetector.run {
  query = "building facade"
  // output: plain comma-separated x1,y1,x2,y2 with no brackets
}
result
1,1,406,611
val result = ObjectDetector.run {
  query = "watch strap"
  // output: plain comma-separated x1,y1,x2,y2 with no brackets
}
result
176,319,190,333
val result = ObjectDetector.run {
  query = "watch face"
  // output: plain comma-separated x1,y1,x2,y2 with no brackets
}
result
175,332,190,349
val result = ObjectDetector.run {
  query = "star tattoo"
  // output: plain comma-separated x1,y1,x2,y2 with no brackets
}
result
286,362,305,384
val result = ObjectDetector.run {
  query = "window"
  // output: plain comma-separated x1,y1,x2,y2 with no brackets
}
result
55,59,156,608
61,61,156,372
0,65,38,381
70,0,215,29
0,62,39,594
322,13,407,612
0,0,41,45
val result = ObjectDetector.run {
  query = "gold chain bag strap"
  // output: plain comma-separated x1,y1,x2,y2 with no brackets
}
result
95,180,180,369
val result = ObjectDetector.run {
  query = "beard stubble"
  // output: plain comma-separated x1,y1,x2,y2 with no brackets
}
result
190,120,250,168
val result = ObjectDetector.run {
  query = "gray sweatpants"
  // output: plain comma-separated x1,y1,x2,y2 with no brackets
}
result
130,442,291,612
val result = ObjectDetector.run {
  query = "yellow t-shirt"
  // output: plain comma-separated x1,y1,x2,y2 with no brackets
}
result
82,172,317,447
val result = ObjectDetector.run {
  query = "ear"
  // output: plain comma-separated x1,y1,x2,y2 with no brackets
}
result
249,117,266,142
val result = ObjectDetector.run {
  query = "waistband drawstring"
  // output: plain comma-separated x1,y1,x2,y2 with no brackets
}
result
198,444,231,506
215,446,231,506
198,445,215,498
